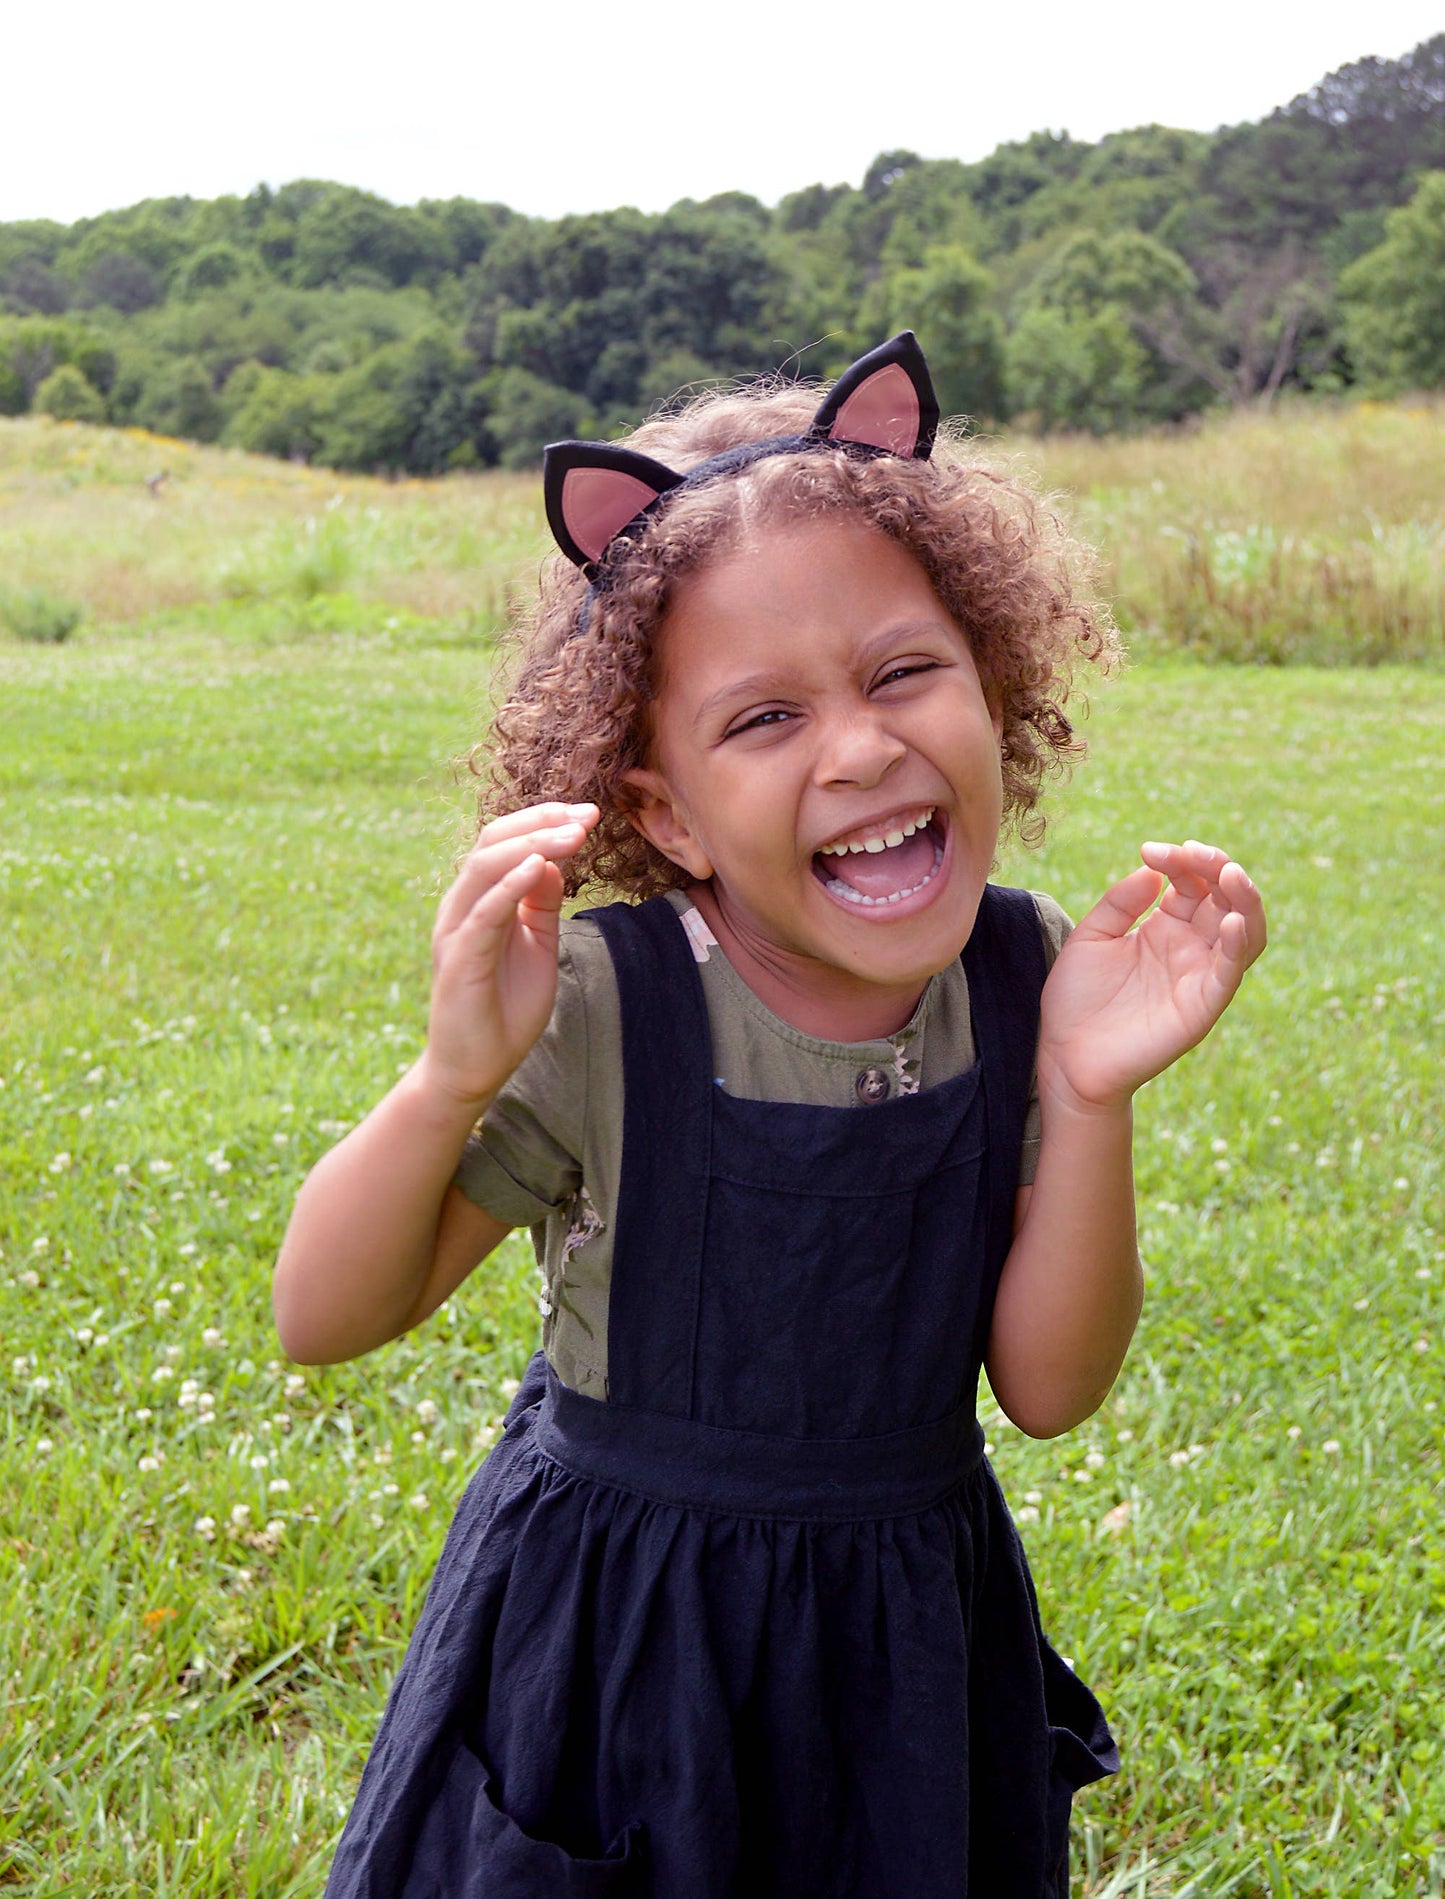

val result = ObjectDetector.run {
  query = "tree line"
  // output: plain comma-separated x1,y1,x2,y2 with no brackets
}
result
3,34,1443,472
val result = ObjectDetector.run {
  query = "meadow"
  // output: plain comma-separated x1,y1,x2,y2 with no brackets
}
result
1,407,1443,1896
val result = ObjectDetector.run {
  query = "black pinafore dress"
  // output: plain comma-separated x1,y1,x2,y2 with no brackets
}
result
324,885,1117,1899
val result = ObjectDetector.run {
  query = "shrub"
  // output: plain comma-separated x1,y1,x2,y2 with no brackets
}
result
33,363,107,423
0,586,84,644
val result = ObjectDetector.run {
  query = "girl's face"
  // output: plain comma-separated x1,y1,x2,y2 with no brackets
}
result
626,516,1004,1037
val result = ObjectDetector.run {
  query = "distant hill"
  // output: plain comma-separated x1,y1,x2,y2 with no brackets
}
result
2,33,1442,468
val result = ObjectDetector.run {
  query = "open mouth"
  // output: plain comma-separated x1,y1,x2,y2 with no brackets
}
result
811,807,946,909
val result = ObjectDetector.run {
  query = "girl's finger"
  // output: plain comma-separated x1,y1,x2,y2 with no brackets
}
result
1074,863,1166,941
473,802,599,852
450,854,557,968
436,820,590,938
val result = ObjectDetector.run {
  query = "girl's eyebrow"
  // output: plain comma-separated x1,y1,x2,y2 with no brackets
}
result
689,620,958,730
691,672,793,729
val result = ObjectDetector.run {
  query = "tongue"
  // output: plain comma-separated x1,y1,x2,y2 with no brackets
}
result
822,828,936,899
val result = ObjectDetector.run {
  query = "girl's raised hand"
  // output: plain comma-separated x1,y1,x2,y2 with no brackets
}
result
420,802,599,1111
1038,840,1266,1115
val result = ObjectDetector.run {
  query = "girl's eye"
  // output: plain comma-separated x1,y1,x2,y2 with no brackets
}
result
727,708,793,737
877,662,937,688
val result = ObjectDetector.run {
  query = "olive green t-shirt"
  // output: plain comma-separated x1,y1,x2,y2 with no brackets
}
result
456,888,1072,1399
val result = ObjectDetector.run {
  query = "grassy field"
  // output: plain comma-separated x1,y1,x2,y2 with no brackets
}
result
2,409,1443,1895
2,398,1443,664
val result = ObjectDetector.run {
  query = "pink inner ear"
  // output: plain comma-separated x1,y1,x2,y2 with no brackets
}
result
562,466,664,563
828,364,921,455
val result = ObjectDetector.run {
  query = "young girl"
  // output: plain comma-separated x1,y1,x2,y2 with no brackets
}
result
275,334,1265,1898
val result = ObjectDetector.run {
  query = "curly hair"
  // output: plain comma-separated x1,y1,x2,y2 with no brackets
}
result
474,377,1119,899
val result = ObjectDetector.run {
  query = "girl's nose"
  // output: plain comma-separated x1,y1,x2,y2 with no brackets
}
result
814,708,907,789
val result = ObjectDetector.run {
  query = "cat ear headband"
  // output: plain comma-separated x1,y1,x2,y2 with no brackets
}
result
542,332,940,578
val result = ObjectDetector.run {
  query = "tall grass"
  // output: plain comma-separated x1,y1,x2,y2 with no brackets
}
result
1024,398,1445,664
3,399,1443,663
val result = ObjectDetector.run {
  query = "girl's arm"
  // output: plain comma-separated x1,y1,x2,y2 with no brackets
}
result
272,802,599,1365
986,841,1266,1439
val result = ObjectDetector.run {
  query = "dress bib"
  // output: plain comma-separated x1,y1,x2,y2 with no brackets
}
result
324,885,1117,1898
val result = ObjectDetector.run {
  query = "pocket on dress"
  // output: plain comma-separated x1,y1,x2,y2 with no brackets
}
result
1042,1641,1119,1893
410,1736,646,1898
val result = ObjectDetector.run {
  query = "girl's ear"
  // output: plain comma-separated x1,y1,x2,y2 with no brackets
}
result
543,443,684,570
812,331,940,460
620,767,715,881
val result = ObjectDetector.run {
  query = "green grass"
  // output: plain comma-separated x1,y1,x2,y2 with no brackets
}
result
3,630,1441,1895
1,405,1443,1891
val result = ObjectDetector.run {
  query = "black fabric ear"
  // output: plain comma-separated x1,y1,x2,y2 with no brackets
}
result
811,332,939,460
543,442,685,570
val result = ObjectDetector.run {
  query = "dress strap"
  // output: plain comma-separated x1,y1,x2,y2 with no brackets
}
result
960,884,1048,1350
582,898,714,1411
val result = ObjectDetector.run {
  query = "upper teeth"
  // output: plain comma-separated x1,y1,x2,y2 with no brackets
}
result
819,808,935,857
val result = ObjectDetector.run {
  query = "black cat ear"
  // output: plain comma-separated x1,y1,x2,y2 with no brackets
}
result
543,442,684,570
812,332,939,459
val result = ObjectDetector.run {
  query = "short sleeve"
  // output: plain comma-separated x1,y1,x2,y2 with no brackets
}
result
452,930,591,1227
1017,891,1073,1186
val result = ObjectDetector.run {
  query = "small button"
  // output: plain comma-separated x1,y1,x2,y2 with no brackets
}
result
854,1065,891,1105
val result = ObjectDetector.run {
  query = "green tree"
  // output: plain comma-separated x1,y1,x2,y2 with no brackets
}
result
129,355,222,441
861,245,1005,420
1003,305,1148,433
1339,171,1445,389
78,251,163,313
33,362,107,422
221,365,330,462
481,366,589,469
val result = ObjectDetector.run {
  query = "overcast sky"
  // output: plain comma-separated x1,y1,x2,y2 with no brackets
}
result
4,0,1441,226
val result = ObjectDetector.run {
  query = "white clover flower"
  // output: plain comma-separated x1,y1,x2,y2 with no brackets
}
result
153,1298,172,1316
249,1453,269,1471
148,1159,173,1176
268,1478,290,1494
283,1373,305,1397
230,1503,251,1526
499,1377,521,1401
1322,1440,1341,1454
1169,1450,1191,1468
415,1399,438,1425
201,1328,223,1348
11,1355,30,1376
264,1518,286,1540
1084,1450,1106,1470
1023,1490,1043,1505
409,1493,429,1510
1073,1468,1093,1483
381,1483,399,1497
113,1163,131,1177
1015,1505,1040,1525
195,1516,216,1540
440,1447,458,1463
152,1365,174,1383
18,1271,39,1290
48,1152,73,1174
410,1430,426,1446
138,1454,161,1471
75,1327,94,1346
1210,1138,1229,1155
1286,1425,1302,1440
